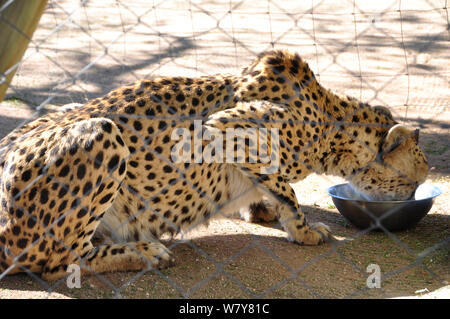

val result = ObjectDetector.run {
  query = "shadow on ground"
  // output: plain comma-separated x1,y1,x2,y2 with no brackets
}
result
0,203,448,299
6,35,196,107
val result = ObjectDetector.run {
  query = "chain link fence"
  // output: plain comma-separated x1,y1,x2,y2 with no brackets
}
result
0,0,449,299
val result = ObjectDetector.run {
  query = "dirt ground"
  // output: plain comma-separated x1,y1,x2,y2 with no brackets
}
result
0,0,448,299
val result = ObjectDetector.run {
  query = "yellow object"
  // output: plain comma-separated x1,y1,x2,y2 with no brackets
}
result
0,0,48,102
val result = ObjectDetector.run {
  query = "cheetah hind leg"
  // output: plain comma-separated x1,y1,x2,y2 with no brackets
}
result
81,241,174,276
38,117,174,281
240,199,278,223
42,241,174,281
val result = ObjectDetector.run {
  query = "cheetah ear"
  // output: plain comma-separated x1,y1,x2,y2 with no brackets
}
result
382,124,419,154
373,105,394,121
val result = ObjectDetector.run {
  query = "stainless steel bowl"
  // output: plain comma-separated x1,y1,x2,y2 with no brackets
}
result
327,183,442,232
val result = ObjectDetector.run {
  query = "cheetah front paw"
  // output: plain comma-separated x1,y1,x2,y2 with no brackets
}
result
140,242,175,270
291,222,333,245
309,222,333,244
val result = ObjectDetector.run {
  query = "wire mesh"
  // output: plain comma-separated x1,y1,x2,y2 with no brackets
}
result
0,0,448,299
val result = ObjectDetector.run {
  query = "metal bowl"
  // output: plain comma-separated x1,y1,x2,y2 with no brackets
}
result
327,183,442,232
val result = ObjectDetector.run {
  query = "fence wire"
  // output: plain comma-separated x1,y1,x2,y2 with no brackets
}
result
0,0,449,299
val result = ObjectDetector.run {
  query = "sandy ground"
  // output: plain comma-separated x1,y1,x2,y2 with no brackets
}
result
0,0,448,299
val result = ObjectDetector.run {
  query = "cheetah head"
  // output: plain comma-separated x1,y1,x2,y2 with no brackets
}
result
349,124,429,201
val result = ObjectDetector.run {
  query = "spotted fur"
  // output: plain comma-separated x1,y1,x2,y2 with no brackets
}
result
0,50,428,280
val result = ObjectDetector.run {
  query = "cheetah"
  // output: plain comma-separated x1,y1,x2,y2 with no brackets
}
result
0,50,428,281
